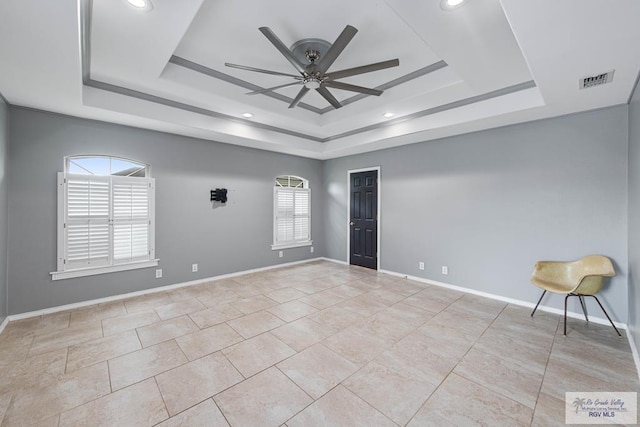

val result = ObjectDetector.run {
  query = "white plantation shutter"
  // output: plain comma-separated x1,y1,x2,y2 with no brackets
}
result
112,177,152,263
274,187,310,247
65,175,110,269
276,189,295,243
57,172,155,275
294,190,310,240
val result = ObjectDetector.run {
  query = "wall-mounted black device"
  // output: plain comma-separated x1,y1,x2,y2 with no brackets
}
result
210,188,228,203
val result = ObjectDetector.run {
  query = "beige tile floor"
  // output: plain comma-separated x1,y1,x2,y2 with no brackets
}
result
0,260,638,426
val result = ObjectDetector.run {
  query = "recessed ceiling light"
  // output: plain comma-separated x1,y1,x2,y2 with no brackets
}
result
126,0,153,11
383,112,395,118
242,112,254,118
441,0,467,10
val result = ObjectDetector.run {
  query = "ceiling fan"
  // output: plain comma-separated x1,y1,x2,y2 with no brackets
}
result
225,25,400,109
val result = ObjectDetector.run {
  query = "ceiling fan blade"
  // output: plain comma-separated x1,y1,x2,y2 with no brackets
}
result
318,25,358,73
259,27,306,74
247,81,303,95
225,63,301,78
325,59,399,80
323,80,383,96
289,87,310,108
317,86,342,109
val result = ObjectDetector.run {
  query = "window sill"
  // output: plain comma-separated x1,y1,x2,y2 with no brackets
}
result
271,241,313,250
51,259,159,281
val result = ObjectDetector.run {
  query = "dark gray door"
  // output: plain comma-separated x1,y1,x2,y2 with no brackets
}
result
349,170,378,269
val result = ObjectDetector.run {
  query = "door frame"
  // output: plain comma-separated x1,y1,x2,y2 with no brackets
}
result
346,166,381,270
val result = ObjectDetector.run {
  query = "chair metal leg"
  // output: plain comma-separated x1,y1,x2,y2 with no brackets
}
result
564,294,569,335
590,295,622,337
531,290,546,317
578,295,589,322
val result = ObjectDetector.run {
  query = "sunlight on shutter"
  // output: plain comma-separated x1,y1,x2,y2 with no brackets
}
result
294,189,310,241
295,217,309,240
294,191,309,215
113,179,150,262
68,178,109,217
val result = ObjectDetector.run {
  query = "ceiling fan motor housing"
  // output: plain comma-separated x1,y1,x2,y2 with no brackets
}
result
290,38,332,65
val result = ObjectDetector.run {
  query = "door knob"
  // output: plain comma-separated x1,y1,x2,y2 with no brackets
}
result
349,221,355,226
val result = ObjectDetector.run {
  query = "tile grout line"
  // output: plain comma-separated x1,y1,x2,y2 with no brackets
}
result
401,295,490,425
211,397,233,427
459,303,540,404
63,347,70,375
416,302,537,424
106,358,113,394
152,376,171,423
529,315,562,425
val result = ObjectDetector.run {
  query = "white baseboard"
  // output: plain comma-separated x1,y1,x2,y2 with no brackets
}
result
0,316,8,335
320,257,348,265
627,329,640,381
378,269,628,330
5,258,325,323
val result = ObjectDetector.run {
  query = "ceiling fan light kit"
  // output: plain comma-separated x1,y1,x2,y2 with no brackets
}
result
225,25,400,109
125,0,153,11
441,0,467,11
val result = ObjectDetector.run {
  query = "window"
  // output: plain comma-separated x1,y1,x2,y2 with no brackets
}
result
272,175,312,250
52,156,158,280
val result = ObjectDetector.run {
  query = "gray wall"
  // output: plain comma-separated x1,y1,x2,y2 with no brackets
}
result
7,108,324,314
324,106,629,322
629,84,640,346
3,103,633,324
0,96,7,323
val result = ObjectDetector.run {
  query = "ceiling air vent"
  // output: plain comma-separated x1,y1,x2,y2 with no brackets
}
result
579,70,614,89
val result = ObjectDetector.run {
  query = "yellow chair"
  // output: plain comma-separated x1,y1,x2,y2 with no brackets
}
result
530,255,620,336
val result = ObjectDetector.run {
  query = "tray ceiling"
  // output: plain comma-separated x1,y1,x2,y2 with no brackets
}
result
0,0,639,159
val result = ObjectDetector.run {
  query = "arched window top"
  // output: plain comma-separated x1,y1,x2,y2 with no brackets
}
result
275,175,308,189
65,155,150,177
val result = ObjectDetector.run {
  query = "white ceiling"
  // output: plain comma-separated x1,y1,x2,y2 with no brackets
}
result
0,0,639,159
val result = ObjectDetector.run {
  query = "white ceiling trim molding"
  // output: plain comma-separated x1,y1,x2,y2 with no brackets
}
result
169,55,450,115
78,0,536,145
167,55,325,115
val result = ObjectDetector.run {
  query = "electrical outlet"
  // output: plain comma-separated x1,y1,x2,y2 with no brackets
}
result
442,266,448,275
155,269,162,279
310,246,314,253
279,251,283,258
419,262,425,270
192,263,198,273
